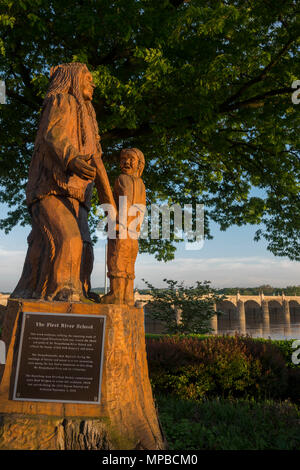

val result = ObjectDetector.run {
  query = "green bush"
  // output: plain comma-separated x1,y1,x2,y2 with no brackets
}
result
266,339,299,369
145,334,300,371
157,395,300,450
287,368,300,402
146,335,290,401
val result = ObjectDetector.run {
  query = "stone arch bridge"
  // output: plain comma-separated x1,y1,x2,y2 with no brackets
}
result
134,292,300,335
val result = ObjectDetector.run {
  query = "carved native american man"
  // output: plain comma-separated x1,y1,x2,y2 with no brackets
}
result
11,62,110,302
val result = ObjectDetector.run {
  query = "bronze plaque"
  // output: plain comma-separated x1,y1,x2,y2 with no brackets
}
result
13,312,106,404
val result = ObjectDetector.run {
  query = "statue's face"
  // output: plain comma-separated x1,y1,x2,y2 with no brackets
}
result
81,71,95,101
120,152,139,176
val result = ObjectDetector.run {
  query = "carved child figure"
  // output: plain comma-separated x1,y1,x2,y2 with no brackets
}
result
101,148,146,305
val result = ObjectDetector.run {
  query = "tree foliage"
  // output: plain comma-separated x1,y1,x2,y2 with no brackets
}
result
143,278,224,334
0,0,299,260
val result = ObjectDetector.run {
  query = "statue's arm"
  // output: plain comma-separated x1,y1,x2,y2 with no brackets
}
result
114,175,133,204
113,175,132,230
91,153,117,209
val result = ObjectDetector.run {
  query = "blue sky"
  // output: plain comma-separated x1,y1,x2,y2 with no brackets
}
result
0,201,299,293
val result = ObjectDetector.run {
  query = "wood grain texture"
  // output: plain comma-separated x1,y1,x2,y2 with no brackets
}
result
10,63,114,302
101,148,146,305
0,299,167,450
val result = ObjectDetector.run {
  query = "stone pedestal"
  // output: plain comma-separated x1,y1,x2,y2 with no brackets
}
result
0,299,166,450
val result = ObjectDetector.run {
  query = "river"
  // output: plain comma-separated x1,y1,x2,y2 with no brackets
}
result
217,311,300,340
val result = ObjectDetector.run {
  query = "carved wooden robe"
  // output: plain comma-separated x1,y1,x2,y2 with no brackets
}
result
11,91,100,301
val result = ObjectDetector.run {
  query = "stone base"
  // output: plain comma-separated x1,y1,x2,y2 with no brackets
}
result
0,299,167,450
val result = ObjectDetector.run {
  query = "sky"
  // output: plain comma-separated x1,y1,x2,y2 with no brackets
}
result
0,202,299,293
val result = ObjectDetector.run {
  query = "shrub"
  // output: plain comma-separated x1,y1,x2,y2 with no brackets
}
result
146,335,290,401
157,395,300,450
287,368,300,403
269,339,300,369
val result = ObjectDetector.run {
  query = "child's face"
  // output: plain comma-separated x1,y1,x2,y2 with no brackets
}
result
120,152,139,176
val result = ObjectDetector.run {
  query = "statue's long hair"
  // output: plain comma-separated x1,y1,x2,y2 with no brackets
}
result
42,62,100,149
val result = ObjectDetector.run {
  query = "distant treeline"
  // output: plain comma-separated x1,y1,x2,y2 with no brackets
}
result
215,285,300,296
91,285,300,296
131,285,300,296
91,287,106,294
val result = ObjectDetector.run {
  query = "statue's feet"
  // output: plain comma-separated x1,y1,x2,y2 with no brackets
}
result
124,279,135,306
100,292,124,305
51,288,81,302
100,278,126,304
86,291,101,303
124,296,135,307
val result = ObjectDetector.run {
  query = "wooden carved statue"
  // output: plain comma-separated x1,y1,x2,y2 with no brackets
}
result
1,65,167,452
101,148,146,305
11,62,114,302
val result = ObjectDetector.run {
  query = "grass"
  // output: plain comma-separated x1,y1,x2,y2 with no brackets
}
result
157,395,300,450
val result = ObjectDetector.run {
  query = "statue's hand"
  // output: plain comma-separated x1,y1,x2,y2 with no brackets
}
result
68,154,96,180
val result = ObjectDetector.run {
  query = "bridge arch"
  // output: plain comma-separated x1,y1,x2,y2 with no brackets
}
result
216,300,237,316
268,300,283,317
244,300,261,316
289,300,300,319
216,301,238,329
244,300,262,329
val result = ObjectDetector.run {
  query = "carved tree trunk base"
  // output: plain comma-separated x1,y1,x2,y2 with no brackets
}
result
0,415,159,450
0,299,167,450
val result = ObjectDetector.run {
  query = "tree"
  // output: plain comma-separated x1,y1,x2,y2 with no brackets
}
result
0,0,299,261
143,278,224,334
